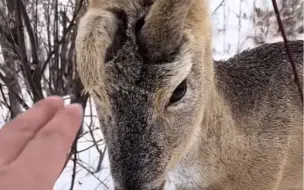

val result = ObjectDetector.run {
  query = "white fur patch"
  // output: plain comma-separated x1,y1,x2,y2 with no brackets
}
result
165,161,207,190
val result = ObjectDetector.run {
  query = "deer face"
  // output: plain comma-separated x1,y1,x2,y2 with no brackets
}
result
76,0,212,189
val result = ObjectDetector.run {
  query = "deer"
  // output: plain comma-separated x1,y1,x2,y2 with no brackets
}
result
75,0,303,189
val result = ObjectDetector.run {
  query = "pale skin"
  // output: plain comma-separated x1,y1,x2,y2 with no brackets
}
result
0,96,83,190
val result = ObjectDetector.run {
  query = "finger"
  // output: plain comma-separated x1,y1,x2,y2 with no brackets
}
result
0,96,64,165
12,104,83,188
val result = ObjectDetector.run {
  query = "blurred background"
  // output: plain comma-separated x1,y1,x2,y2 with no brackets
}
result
0,0,303,189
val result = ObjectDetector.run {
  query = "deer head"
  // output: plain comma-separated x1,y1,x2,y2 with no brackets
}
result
76,0,213,189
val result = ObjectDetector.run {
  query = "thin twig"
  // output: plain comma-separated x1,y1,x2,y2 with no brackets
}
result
0,84,11,111
41,0,84,74
87,98,105,173
15,0,43,102
0,72,30,109
212,0,225,15
76,139,103,153
77,160,109,189
69,129,80,190
271,0,303,104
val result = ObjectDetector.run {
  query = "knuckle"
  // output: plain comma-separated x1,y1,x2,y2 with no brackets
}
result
11,117,36,138
39,128,67,142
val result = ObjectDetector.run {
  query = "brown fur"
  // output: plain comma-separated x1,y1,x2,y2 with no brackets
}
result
76,0,303,189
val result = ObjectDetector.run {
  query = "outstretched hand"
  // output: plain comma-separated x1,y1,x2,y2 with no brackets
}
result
0,96,83,190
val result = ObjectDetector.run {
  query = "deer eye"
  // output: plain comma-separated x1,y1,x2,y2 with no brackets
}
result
169,79,187,105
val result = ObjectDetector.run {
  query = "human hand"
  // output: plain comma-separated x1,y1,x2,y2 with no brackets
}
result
0,96,83,190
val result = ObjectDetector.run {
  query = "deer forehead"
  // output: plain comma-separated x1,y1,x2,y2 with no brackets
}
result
103,34,194,85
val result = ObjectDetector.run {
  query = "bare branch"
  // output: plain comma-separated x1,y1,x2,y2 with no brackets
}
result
271,0,303,104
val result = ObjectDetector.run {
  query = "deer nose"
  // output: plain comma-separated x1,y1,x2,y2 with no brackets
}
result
114,181,166,190
115,187,164,190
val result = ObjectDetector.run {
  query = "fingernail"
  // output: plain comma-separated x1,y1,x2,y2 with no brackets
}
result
66,103,84,116
46,95,63,101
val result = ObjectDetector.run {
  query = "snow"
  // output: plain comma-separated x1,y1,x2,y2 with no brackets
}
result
54,97,115,190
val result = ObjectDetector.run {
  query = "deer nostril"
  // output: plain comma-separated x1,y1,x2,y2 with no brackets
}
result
114,181,166,190
159,181,166,190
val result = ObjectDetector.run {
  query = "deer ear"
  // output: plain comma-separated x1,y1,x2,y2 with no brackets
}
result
75,9,118,93
138,0,194,62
